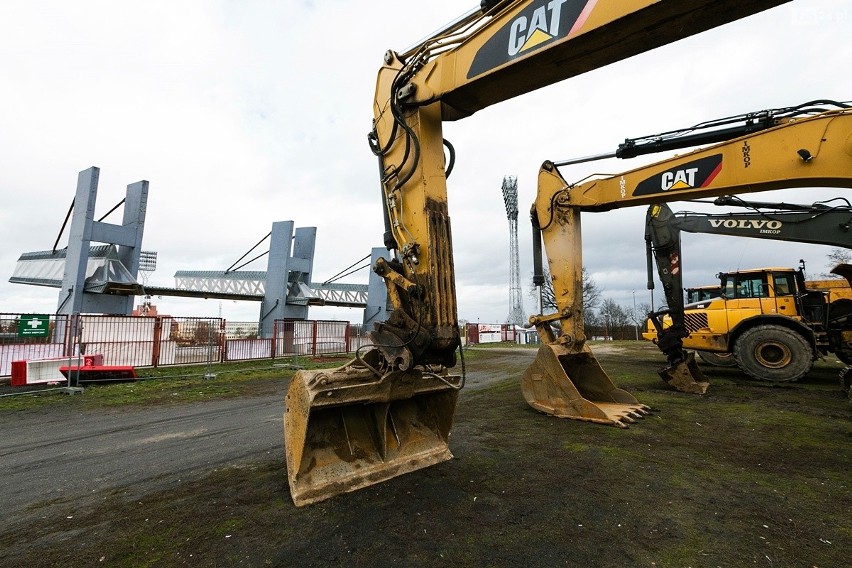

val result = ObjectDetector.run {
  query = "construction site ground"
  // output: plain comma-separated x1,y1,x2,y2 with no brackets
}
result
1,341,849,567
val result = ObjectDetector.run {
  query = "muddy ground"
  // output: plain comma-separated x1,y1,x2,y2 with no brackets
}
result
1,342,849,567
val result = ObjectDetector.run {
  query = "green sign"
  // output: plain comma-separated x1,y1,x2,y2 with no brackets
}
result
18,314,50,338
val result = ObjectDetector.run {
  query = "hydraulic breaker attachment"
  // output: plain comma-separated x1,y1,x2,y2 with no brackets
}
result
284,351,460,507
658,351,709,395
650,315,709,394
521,343,650,428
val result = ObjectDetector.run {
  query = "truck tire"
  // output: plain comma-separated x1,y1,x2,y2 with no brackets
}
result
733,325,813,382
696,351,737,367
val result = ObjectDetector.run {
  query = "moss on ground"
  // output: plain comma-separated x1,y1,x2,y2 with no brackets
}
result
1,342,849,567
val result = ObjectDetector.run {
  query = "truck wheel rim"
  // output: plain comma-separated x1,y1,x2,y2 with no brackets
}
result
754,341,792,369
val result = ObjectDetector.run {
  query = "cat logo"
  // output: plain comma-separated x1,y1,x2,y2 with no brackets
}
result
661,168,699,191
508,0,571,56
467,0,594,79
633,154,724,197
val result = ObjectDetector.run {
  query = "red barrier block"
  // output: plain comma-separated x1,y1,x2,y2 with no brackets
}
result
10,360,27,386
59,365,137,384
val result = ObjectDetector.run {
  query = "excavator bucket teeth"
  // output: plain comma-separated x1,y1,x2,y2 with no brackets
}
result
284,359,460,507
659,352,709,394
521,344,649,428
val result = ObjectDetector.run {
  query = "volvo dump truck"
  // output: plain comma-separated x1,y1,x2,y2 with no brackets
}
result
679,278,851,369
644,200,852,382
282,0,796,506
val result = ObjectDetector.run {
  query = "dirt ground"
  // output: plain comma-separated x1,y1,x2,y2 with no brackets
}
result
1,342,849,567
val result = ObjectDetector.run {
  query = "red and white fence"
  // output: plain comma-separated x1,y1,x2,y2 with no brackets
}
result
464,323,538,345
0,313,363,379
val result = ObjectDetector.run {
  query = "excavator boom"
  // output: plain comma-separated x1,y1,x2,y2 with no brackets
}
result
403,0,789,120
668,207,852,248
284,0,792,506
533,105,852,394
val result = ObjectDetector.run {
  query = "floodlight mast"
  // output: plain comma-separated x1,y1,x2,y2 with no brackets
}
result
502,176,525,327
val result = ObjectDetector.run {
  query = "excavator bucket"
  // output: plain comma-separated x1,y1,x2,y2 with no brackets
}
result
658,351,709,394
284,353,460,507
522,343,650,428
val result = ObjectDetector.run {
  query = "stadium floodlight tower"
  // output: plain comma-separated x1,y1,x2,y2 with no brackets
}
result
502,175,525,327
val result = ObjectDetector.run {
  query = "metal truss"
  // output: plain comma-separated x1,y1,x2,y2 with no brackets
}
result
173,271,367,307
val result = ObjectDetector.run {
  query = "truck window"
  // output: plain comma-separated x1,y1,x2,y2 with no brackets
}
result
772,272,795,296
686,287,720,303
733,274,769,298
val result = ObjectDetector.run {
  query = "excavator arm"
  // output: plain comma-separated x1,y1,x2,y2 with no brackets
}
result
284,0,792,506
644,203,709,393
667,198,852,248
531,106,852,397
644,196,852,391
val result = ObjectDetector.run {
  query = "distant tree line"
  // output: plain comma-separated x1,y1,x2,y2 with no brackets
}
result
529,268,654,340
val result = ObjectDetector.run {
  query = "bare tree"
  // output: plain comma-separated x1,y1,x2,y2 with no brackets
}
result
630,302,652,326
529,267,601,314
628,301,652,340
821,247,852,278
598,298,631,339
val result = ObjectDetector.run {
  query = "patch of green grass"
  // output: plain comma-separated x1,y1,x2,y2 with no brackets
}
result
0,357,345,412
215,516,248,536
561,441,592,452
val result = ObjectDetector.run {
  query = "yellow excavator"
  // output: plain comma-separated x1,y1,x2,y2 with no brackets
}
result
532,101,852,395
283,0,795,506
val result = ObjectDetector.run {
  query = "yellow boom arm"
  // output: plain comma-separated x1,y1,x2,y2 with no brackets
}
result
530,108,852,394
285,0,790,506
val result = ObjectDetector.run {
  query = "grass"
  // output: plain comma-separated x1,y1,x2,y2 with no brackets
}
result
0,342,530,411
1,342,849,567
0,356,347,411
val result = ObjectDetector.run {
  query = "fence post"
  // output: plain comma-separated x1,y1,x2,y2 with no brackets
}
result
152,317,162,368
63,314,73,358
311,320,318,356
219,319,226,363
344,323,351,354
271,319,277,360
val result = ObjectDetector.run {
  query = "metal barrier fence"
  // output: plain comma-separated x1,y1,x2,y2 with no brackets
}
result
464,323,538,345
0,314,72,376
273,320,350,357
1,313,558,379
0,313,362,378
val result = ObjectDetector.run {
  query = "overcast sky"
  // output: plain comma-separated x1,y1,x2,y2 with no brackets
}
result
1,0,850,325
